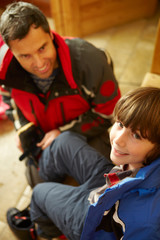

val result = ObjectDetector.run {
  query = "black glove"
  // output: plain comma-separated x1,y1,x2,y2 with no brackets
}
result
18,123,44,161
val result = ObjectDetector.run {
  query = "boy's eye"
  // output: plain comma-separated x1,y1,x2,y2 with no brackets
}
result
116,121,123,128
133,132,141,140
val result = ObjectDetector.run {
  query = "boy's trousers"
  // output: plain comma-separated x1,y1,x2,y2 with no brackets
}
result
30,131,113,240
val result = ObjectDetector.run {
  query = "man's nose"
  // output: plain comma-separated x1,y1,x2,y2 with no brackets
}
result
33,54,44,67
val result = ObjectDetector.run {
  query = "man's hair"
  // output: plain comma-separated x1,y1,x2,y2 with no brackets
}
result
0,1,50,46
113,87,160,165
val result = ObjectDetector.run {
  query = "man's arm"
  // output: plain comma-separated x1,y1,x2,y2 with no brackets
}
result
0,86,30,130
0,86,46,156
60,39,121,138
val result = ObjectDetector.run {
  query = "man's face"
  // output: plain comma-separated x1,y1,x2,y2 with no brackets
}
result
9,25,57,79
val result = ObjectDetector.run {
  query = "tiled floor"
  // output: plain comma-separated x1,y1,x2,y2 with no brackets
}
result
0,4,160,240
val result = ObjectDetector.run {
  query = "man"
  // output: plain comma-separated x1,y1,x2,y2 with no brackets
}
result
0,1,120,187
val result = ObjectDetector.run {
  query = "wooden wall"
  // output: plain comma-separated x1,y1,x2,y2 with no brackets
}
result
151,19,160,74
50,0,158,37
0,0,51,17
0,0,158,37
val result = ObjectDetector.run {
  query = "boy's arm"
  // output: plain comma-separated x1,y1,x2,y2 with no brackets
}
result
123,222,160,240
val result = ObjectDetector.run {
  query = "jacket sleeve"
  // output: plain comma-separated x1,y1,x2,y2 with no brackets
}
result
0,86,30,130
123,222,160,240
60,39,121,138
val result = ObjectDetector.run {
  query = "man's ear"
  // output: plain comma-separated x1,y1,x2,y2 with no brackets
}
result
50,30,54,40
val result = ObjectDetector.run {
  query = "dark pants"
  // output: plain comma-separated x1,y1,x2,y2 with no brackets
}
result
25,131,111,188
30,131,113,239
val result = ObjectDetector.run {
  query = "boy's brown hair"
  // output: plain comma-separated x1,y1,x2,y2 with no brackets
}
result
113,87,160,165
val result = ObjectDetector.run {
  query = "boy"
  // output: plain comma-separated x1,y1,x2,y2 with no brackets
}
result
28,87,160,239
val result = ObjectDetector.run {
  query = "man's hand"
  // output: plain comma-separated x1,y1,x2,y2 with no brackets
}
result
36,129,61,150
15,133,24,152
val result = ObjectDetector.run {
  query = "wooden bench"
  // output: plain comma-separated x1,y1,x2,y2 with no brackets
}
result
142,19,160,87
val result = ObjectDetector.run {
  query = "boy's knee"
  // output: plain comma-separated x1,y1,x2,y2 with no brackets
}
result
32,183,45,202
54,131,86,150
32,183,53,207
56,131,73,143
56,131,83,142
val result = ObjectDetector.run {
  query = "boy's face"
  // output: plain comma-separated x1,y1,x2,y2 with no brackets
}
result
110,121,155,170
9,25,57,79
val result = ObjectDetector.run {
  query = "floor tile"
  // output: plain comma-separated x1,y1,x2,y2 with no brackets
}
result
0,221,6,235
120,40,155,86
0,223,18,240
0,120,27,223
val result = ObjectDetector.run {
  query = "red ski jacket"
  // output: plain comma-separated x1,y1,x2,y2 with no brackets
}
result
0,31,120,137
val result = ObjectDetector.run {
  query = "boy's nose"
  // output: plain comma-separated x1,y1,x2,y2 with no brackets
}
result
114,130,126,147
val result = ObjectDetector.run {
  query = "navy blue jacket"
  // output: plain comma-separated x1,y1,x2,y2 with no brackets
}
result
81,158,160,240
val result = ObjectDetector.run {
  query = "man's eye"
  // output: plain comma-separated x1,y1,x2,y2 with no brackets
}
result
39,45,45,52
21,55,30,59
